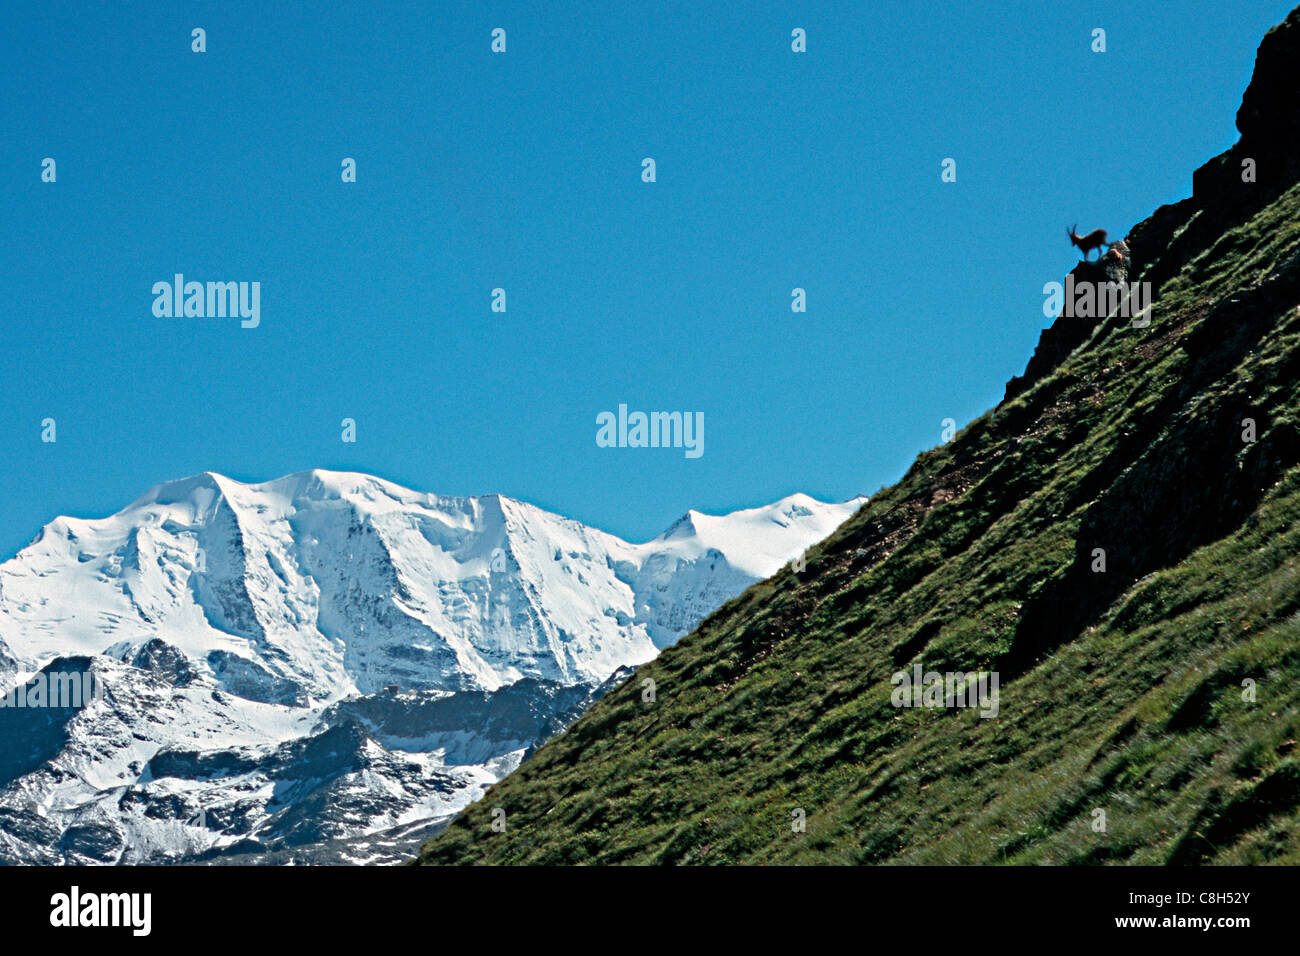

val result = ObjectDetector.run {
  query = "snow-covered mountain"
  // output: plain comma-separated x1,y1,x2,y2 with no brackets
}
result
0,470,863,863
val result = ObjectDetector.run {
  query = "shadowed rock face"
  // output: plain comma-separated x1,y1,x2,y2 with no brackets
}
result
1207,5,1300,207
0,657,97,783
1144,6,1300,296
0,646,631,865
129,639,197,687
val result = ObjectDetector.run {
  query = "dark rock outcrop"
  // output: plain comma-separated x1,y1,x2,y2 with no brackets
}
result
1003,241,1131,401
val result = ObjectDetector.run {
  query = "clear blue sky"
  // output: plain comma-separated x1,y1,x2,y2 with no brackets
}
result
1,0,1292,557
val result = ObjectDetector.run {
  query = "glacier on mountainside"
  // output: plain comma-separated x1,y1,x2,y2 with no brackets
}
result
0,470,863,863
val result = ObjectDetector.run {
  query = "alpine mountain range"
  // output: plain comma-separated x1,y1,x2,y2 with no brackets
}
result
0,469,862,863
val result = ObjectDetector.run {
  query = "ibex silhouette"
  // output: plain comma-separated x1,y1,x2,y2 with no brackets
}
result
1067,224,1110,261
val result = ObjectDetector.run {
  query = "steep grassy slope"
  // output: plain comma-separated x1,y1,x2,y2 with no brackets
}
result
419,9,1300,865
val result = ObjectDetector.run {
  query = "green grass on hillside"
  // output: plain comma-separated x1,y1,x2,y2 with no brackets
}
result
417,177,1300,867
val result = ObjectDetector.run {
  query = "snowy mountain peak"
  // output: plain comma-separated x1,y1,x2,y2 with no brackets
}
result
1,472,863,698
646,493,866,579
0,470,863,864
